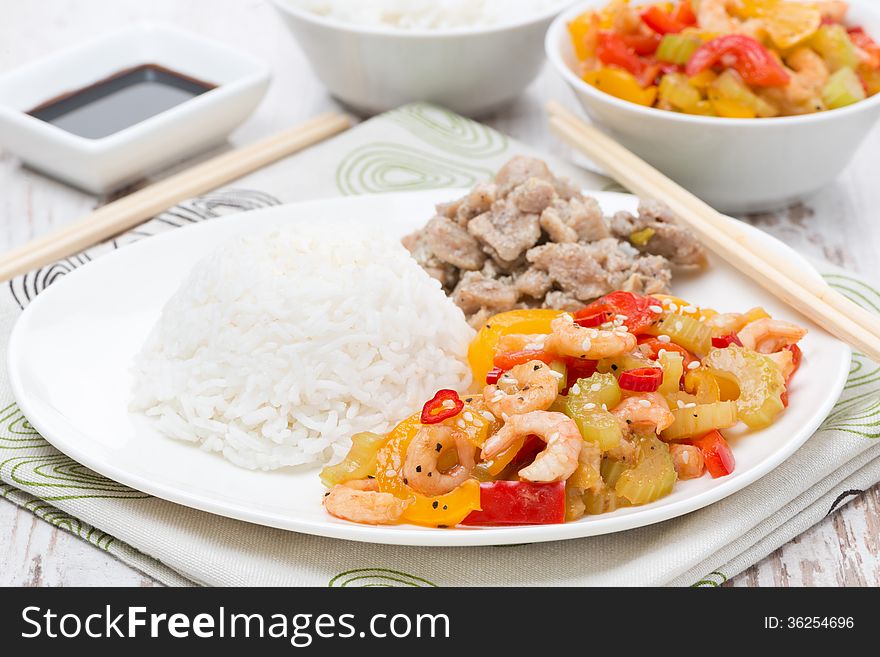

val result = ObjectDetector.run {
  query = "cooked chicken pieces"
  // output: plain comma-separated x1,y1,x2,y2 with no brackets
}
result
403,156,706,325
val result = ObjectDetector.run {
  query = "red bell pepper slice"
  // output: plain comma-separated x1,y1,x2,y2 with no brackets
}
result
461,481,566,526
674,0,697,27
686,430,735,478
641,5,688,34
597,32,647,77
508,434,546,472
563,357,599,395
621,31,662,55
420,389,464,424
618,367,664,392
638,336,698,367
575,291,662,335
711,333,744,349
493,349,556,370
686,35,790,87
574,309,611,328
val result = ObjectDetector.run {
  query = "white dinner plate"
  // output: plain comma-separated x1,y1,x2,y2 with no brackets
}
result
7,190,851,546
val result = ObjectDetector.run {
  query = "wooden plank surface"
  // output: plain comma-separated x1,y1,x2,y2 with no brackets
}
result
1,0,878,587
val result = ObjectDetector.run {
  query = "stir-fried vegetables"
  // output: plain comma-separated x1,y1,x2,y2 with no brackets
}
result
568,0,880,117
322,290,807,528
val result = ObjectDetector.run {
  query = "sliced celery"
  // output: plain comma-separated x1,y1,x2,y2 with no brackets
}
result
615,436,677,505
702,346,786,429
811,25,860,72
647,314,712,355
598,351,655,375
319,431,387,488
660,401,739,441
600,457,632,488
656,34,702,65
659,73,703,112
582,487,630,515
822,67,866,109
658,351,684,396
565,373,623,451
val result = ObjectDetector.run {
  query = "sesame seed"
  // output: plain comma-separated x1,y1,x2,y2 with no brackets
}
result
685,402,697,408
549,369,564,379
491,392,505,402
581,337,592,352
571,384,582,395
456,419,466,429
550,432,560,442
615,314,628,321
601,403,608,411
563,314,574,323
584,402,596,410
649,305,663,313
590,383,601,392
681,450,690,464
658,348,667,358
600,322,614,329
481,411,496,422
463,411,474,422
668,303,678,312
684,306,697,314
442,399,455,409
657,335,671,343
687,361,700,370
677,400,685,409
501,412,509,422
674,321,684,332
699,316,707,322
638,399,652,408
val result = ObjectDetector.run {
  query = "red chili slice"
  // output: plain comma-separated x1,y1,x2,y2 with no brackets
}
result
711,333,744,349
618,367,664,392
641,5,688,35
485,367,504,385
420,389,464,425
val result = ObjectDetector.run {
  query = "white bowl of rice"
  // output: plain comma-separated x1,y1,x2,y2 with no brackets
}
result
272,0,574,116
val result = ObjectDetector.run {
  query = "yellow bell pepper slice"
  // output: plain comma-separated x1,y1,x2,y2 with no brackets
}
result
375,413,481,527
568,11,598,60
467,309,564,385
583,68,659,107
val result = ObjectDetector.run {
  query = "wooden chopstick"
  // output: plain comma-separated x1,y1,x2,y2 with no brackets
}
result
0,112,351,282
546,100,880,363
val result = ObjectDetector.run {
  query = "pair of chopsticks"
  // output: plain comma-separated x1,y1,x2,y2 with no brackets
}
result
546,100,880,363
0,112,351,282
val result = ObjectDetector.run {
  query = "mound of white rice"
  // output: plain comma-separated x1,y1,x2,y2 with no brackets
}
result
131,224,474,471
290,0,569,29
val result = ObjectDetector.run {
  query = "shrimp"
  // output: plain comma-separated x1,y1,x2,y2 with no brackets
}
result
767,349,796,379
546,315,637,360
669,444,705,480
816,0,848,23
784,47,830,107
481,411,582,483
483,360,559,417
697,0,737,33
402,424,476,497
323,479,411,525
737,318,807,354
611,392,675,434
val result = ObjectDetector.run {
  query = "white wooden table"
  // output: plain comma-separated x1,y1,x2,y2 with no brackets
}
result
1,0,878,587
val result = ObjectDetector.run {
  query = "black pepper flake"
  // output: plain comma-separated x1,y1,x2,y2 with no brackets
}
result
693,414,698,418
436,442,443,452
432,500,439,509
533,364,541,371
443,505,448,510
611,364,618,370
427,472,433,477
438,524,448,528
323,492,330,497
403,477,408,485
367,474,375,479
465,397,473,403
416,465,422,472
626,419,632,424
486,324,492,329
517,396,524,402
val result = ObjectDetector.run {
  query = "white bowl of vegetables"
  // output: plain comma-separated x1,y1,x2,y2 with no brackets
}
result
546,0,880,213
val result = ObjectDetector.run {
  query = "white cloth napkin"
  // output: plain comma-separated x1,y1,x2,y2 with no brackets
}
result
1,104,877,587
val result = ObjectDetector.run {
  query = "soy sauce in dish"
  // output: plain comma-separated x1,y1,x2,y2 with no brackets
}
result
27,64,216,139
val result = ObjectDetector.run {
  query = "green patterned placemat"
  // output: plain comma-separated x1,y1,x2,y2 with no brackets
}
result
1,103,877,587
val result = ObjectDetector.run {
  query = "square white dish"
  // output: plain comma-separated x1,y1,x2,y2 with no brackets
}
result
0,23,270,194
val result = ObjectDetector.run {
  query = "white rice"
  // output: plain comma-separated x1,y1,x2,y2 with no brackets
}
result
289,0,570,29
131,224,474,471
